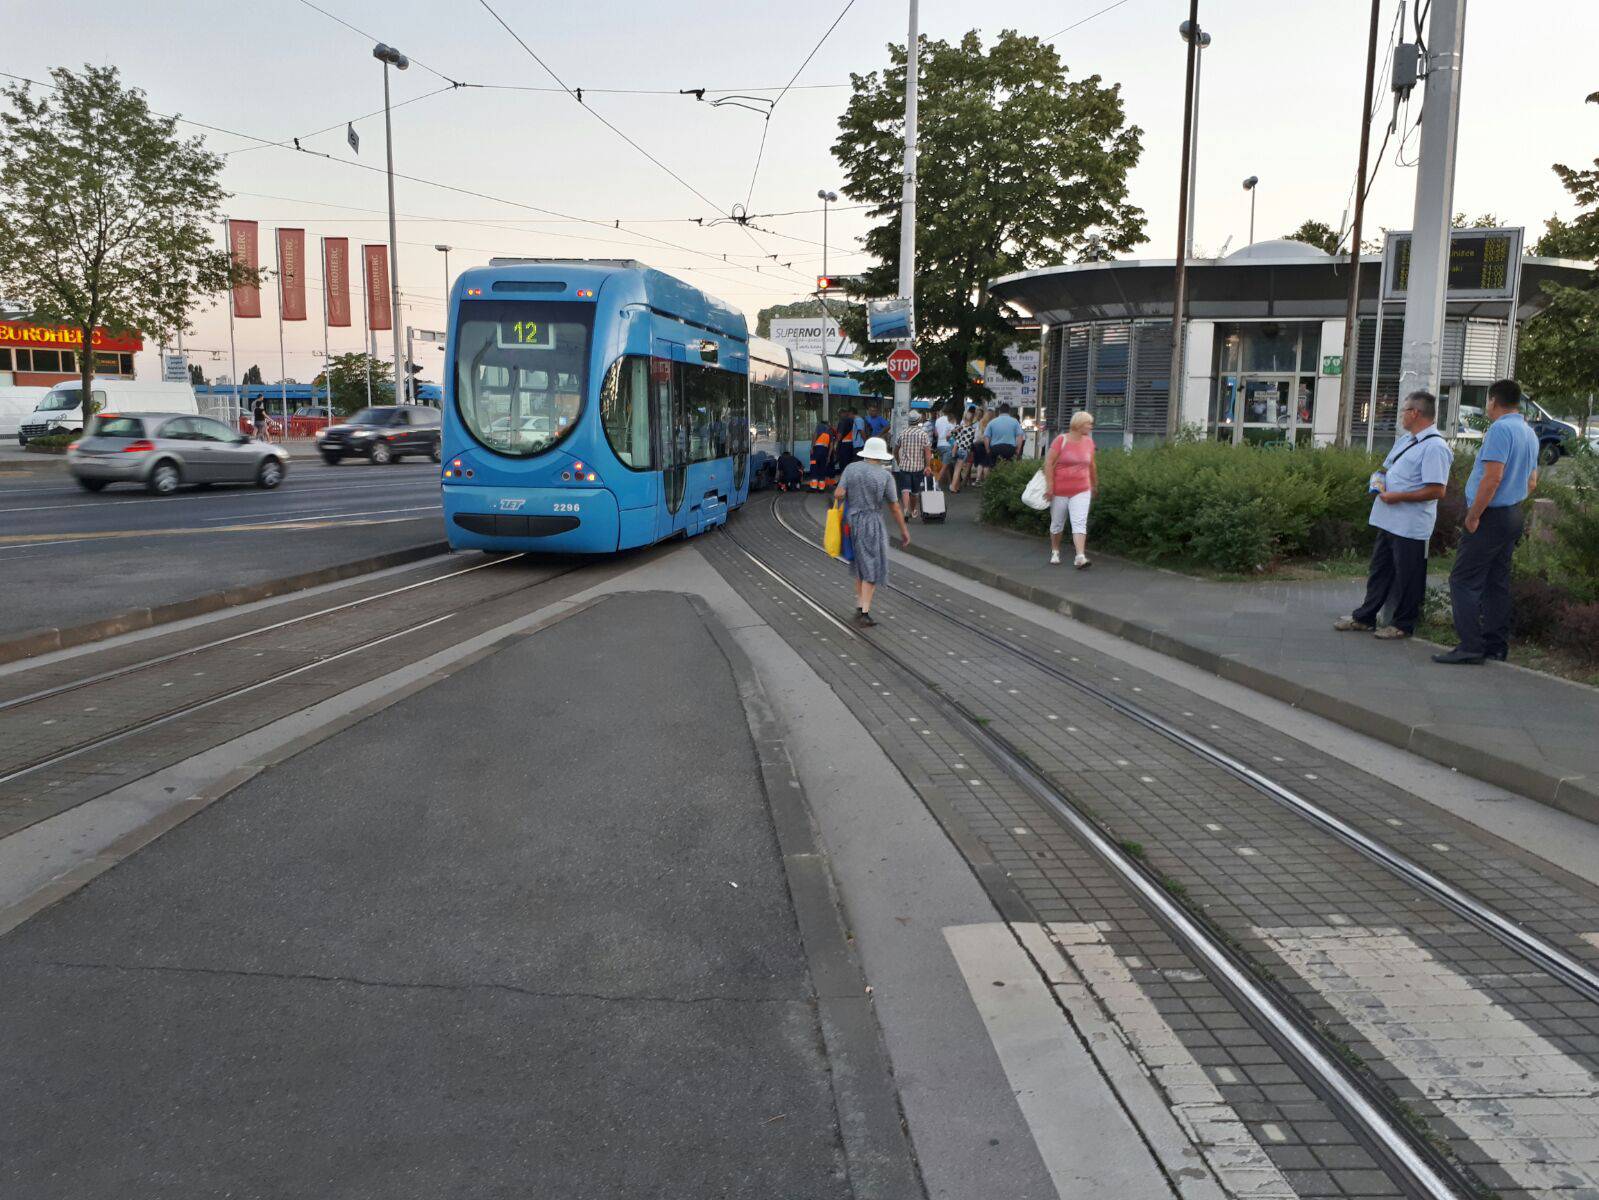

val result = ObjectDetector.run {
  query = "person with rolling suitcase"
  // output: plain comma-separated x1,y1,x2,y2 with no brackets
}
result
893,411,933,519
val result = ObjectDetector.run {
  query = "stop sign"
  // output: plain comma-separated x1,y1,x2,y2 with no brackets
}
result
885,348,921,383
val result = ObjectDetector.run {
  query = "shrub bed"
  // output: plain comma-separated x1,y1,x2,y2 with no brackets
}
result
22,434,73,454
981,442,1386,574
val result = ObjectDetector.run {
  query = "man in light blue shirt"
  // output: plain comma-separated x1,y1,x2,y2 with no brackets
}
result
1334,390,1453,639
1434,378,1542,664
983,404,1024,462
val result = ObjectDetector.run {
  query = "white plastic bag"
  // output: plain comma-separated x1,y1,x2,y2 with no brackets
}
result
1021,470,1049,511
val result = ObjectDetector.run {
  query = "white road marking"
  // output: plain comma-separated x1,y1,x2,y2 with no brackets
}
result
1258,923,1599,1195
942,923,1184,1200
201,503,440,523
1040,922,1294,1199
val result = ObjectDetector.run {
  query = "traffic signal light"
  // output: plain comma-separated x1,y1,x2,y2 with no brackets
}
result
816,275,838,292
403,359,423,401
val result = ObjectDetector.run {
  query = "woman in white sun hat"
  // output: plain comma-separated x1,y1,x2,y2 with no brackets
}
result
835,435,911,626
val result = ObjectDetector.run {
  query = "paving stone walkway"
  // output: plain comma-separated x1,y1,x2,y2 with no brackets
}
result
890,490,1599,821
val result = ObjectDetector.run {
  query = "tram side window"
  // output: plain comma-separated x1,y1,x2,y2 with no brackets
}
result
670,361,743,463
599,355,654,469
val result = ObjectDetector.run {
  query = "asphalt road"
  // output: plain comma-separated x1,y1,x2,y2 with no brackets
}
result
0,457,445,638
0,592,863,1198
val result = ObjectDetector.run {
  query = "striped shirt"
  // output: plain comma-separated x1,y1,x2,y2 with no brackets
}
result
895,424,930,471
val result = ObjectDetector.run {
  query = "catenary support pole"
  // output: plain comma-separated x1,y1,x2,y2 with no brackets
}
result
1398,0,1468,403
382,60,406,419
1337,0,1383,448
1167,0,1201,439
321,237,333,418
275,231,288,434
892,0,918,438
225,220,240,429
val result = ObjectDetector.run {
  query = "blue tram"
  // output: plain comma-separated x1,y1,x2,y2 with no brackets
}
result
441,258,878,554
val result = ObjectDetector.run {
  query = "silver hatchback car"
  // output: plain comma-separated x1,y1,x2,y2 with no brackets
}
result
68,412,289,494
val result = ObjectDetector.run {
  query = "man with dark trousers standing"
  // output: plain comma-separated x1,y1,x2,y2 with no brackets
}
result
1433,378,1541,665
1334,389,1453,639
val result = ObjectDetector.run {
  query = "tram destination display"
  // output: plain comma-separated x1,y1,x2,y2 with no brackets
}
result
1381,227,1523,302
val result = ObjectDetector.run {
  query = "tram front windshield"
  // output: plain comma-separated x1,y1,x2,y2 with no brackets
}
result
454,299,593,457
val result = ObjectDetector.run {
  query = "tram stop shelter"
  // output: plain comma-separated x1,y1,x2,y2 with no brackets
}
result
989,238,1590,451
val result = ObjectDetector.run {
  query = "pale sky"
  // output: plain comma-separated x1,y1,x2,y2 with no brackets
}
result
6,0,1597,385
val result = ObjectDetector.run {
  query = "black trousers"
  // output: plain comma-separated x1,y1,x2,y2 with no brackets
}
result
1354,529,1429,634
1448,504,1524,656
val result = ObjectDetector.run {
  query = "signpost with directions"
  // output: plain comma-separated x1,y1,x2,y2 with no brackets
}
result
886,348,920,384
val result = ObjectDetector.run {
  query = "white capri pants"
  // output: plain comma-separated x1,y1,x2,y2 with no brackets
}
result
1049,491,1091,536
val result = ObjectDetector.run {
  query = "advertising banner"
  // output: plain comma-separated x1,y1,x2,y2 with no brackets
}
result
364,244,392,332
228,219,262,318
0,322,143,354
323,237,351,327
277,227,307,321
770,317,855,357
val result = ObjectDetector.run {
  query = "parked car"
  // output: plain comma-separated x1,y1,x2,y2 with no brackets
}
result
67,412,288,494
315,405,442,464
20,379,198,445
1456,399,1578,464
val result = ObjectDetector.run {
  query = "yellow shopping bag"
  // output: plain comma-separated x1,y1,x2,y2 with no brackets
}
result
823,501,844,558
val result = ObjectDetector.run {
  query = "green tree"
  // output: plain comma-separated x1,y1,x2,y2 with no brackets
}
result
1284,220,1341,254
322,352,393,414
188,362,205,385
1519,93,1599,413
833,29,1144,405
242,363,264,386
756,298,826,339
1451,211,1504,229
0,65,251,427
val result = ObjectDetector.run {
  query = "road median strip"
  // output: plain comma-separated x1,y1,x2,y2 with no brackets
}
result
0,541,450,667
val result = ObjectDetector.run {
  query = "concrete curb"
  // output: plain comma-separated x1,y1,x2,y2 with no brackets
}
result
692,593,926,1200
0,541,451,667
900,539,1599,825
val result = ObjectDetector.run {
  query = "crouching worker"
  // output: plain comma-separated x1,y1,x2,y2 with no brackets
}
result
776,450,804,491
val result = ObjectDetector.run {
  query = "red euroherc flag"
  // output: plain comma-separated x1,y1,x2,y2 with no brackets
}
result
277,228,307,321
228,220,261,319
364,244,393,332
323,238,351,327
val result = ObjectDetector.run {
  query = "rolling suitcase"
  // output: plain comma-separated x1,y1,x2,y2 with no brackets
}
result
920,476,946,523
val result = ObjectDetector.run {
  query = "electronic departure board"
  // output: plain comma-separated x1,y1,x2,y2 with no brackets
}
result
1381,227,1523,301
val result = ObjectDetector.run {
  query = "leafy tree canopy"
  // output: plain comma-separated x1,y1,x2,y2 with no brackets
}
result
242,364,264,386
833,29,1144,405
0,65,251,413
1284,220,1341,254
323,352,394,415
1520,94,1599,402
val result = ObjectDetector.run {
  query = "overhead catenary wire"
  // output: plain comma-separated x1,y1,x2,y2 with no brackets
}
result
290,0,462,85
1044,0,1135,40
0,70,817,299
742,0,858,212
225,83,460,157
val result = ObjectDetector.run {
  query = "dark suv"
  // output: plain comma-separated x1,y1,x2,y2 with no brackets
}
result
316,405,442,465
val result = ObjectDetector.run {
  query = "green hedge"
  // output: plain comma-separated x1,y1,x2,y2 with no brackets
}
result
22,433,74,454
981,442,1399,573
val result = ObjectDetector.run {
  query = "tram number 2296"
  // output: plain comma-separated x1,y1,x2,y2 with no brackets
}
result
552,502,581,513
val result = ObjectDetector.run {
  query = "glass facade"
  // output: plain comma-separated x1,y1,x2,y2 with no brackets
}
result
1037,320,1171,447
1210,322,1321,446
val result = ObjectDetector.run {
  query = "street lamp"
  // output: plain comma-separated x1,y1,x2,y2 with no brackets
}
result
816,189,838,280
1177,20,1211,259
1242,176,1259,247
435,244,453,312
373,42,408,402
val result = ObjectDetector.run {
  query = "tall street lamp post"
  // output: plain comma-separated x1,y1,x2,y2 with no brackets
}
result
1178,20,1211,260
1242,176,1259,247
816,190,837,279
435,244,452,312
373,42,408,407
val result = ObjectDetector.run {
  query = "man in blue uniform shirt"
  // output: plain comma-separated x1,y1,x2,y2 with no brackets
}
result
1334,389,1454,639
1433,378,1541,664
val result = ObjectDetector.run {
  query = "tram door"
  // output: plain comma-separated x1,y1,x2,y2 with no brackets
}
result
652,343,687,539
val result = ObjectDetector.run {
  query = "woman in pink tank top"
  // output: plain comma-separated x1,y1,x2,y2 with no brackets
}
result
1042,411,1097,567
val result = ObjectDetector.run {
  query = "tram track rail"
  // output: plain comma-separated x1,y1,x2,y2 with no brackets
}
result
723,504,1488,1200
0,554,583,791
769,496,1599,1012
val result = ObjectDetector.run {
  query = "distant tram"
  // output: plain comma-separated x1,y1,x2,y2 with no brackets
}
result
441,259,881,554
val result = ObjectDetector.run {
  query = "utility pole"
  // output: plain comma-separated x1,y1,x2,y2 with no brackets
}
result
1397,0,1468,403
893,0,919,437
1167,0,1201,439
1337,0,1383,448
374,44,409,420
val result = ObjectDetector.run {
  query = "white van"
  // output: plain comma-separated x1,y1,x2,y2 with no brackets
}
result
19,379,198,444
0,387,50,441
